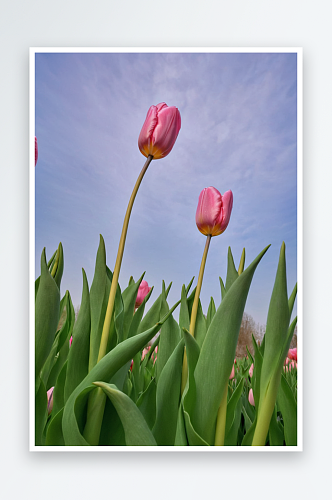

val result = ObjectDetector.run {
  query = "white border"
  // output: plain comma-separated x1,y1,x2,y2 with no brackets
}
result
30,47,302,452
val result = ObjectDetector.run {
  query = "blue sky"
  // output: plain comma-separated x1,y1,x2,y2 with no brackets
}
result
35,51,297,326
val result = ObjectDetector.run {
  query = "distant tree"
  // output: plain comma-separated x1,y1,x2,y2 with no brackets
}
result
236,312,259,357
289,325,297,348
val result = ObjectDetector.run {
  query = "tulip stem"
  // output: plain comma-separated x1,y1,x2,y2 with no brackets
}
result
97,155,153,363
214,383,228,446
181,234,211,395
189,234,211,337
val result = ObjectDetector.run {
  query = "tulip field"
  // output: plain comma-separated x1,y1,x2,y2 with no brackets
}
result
34,103,298,448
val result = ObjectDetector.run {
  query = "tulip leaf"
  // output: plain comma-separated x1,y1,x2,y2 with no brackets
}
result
137,291,163,334
137,378,157,430
225,247,239,292
184,410,209,446
52,360,68,417
219,277,226,301
52,242,64,291
192,245,270,445
45,408,65,446
64,269,91,402
127,286,153,339
35,378,47,446
186,276,195,295
268,405,284,446
121,273,145,341
157,309,181,382
152,339,184,445
88,235,108,369
288,283,297,318
62,301,180,445
99,396,126,445
46,291,75,389
35,248,60,380
179,285,190,333
94,382,157,446
193,299,206,348
206,296,216,331
238,248,246,275
174,405,189,446
224,377,245,445
277,374,297,446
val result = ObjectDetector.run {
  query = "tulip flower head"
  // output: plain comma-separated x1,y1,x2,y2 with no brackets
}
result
288,348,297,362
47,387,54,415
138,102,181,159
229,364,235,380
135,280,151,309
35,136,38,166
196,187,233,237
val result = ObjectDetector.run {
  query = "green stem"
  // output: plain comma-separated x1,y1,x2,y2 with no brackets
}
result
214,383,228,446
189,234,211,336
97,155,153,363
181,234,211,394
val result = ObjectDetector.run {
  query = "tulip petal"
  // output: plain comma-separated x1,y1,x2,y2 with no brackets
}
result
152,106,181,159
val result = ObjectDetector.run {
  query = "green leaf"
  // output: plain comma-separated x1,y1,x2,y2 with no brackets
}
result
219,277,226,300
35,248,60,379
62,301,180,445
45,409,65,446
277,374,297,446
64,269,91,402
288,283,297,318
152,339,184,445
268,405,284,446
99,396,126,446
35,378,47,446
127,286,153,339
179,285,190,333
45,291,75,389
52,242,64,290
225,377,245,445
52,360,68,417
137,378,157,430
156,311,181,382
225,247,239,292
121,273,145,341
206,297,216,331
238,248,246,275
192,245,270,445
94,382,157,446
88,235,109,371
193,299,206,348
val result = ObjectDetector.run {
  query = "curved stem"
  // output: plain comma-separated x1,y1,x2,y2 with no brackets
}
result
97,155,153,363
189,234,211,336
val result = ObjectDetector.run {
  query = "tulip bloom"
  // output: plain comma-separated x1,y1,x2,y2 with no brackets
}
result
69,336,73,347
288,348,297,362
196,187,233,237
135,280,151,309
138,102,181,159
229,364,235,380
47,387,54,415
35,136,38,166
249,363,254,378
248,388,255,406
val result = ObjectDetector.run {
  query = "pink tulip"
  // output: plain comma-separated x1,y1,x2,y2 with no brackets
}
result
135,280,151,308
138,102,181,159
141,346,150,361
69,336,73,347
47,387,54,415
249,363,254,378
248,388,255,406
35,136,38,166
130,359,134,372
288,348,297,362
195,187,233,237
229,364,235,379
284,357,290,365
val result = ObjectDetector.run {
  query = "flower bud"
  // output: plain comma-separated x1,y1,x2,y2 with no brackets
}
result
138,103,181,159
135,280,151,309
69,336,73,347
249,363,254,378
195,187,233,237
35,136,38,166
47,387,54,415
229,364,235,380
248,388,255,406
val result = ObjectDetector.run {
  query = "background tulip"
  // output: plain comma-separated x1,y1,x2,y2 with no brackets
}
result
35,136,38,166
138,102,181,159
195,187,233,237
47,387,54,415
288,347,297,361
248,388,255,406
249,363,254,378
135,280,151,308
